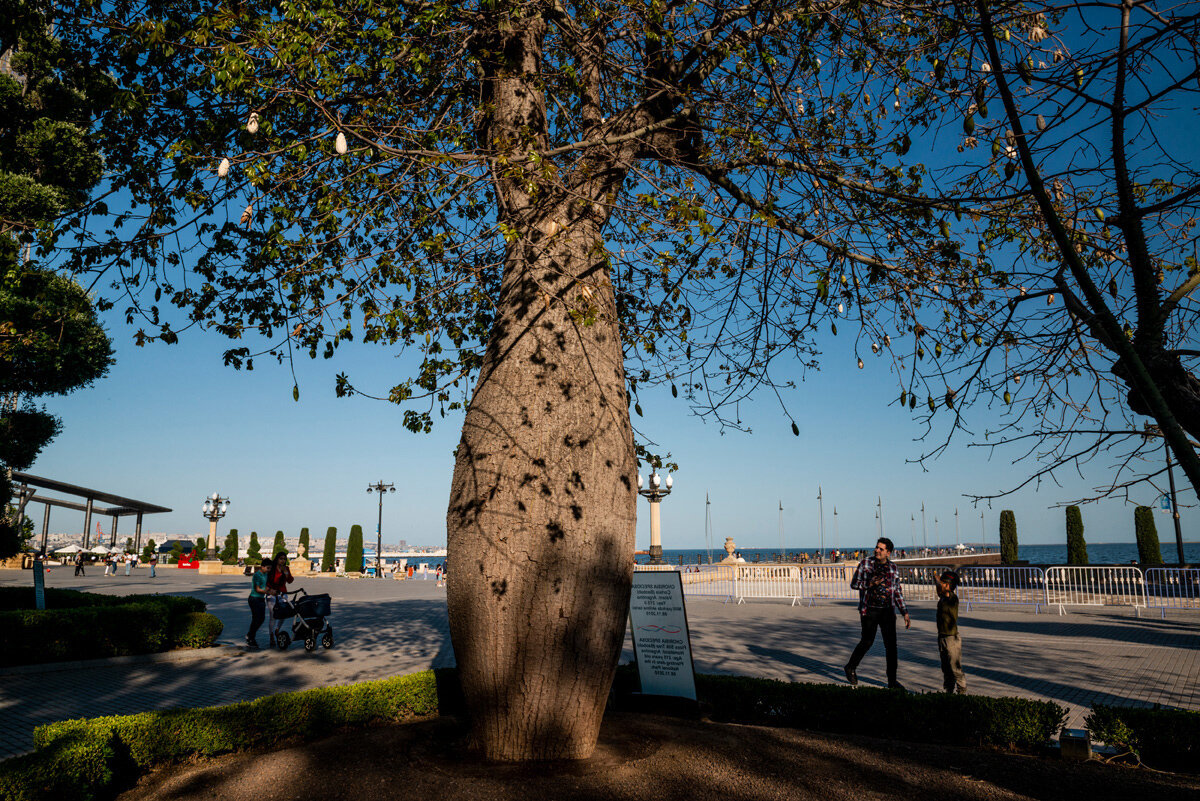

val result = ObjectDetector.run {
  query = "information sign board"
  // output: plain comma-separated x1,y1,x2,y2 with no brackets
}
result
33,560,45,610
629,570,696,700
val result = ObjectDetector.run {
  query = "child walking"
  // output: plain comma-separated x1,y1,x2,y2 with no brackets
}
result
935,570,967,694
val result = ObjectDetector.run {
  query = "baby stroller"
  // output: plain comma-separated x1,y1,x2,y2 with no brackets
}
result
273,587,334,652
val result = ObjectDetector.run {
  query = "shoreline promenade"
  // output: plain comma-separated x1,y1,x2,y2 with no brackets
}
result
0,567,1196,760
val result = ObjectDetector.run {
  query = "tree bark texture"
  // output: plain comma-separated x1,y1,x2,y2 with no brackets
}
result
446,13,638,761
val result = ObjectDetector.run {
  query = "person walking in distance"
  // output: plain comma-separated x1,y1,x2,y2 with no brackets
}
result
844,537,911,690
245,557,271,649
935,570,967,694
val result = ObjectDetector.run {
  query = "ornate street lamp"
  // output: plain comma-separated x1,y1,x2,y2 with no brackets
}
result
636,467,673,565
201,493,229,558
366,480,396,577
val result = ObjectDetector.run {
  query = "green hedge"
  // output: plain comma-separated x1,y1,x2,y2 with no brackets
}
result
0,590,214,666
0,670,446,801
610,670,1066,752
1086,705,1200,773
168,612,224,649
0,665,1083,801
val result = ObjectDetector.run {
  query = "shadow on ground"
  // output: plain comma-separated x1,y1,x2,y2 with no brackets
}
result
118,712,1200,801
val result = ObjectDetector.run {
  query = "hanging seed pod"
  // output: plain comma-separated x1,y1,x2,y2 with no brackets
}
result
1036,114,1047,131
247,112,260,134
927,396,936,411
837,302,845,314
792,422,800,436
335,132,348,155
1003,391,1013,404
944,389,956,408
240,204,253,227
883,334,891,347
217,158,230,178
871,342,880,354
857,358,864,369
900,390,907,406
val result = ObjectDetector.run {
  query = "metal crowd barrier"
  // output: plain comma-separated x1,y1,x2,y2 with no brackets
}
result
958,566,1048,614
1045,566,1146,614
733,565,804,605
674,564,737,602
1143,568,1200,618
794,564,858,604
894,565,945,603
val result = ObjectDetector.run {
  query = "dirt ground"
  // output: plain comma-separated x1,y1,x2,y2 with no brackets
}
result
118,712,1198,801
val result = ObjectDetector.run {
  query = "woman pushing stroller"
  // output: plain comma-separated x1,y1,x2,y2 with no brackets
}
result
266,551,294,648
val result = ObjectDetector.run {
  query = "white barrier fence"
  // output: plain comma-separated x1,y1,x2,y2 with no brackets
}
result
636,563,1200,616
1144,568,1200,618
958,566,1049,614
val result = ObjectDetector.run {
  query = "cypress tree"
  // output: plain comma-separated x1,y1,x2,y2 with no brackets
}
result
220,529,239,564
169,541,183,562
299,527,310,560
1065,506,1088,565
247,531,261,563
346,524,364,573
272,530,287,558
322,526,337,572
999,510,1018,565
124,537,133,554
1134,506,1164,565
141,538,156,562
194,535,208,560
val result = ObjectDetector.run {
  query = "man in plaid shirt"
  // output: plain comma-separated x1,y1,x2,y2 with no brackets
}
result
844,537,911,690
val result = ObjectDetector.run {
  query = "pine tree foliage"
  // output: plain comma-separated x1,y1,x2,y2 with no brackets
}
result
321,526,337,573
346,524,364,574
1134,506,1163,566
1065,505,1087,565
999,510,1018,565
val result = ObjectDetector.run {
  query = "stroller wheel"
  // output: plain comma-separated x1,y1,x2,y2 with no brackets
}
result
304,637,316,652
322,630,334,649
277,631,291,650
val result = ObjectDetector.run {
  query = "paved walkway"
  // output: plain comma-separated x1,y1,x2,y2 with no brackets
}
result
0,566,1197,760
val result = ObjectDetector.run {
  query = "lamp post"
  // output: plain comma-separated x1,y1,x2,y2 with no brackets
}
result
366,480,395,577
1144,423,1186,564
637,467,673,565
816,486,825,561
201,493,229,558
921,502,928,555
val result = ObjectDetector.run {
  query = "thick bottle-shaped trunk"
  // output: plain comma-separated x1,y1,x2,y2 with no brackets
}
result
446,220,636,760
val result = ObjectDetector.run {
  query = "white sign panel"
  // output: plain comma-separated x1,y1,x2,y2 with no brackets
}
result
629,571,697,700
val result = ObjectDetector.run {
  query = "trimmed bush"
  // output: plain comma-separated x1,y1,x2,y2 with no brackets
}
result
123,537,133,555
140,539,156,563
246,532,261,563
1087,705,1200,773
168,612,224,649
193,535,208,560
321,526,336,572
999,510,1018,564
669,673,1064,751
272,530,286,559
299,527,310,560
0,603,170,666
1065,506,1088,565
0,590,209,665
220,529,239,565
346,524,364,573
1134,506,1163,565
168,541,183,562
3,671,445,800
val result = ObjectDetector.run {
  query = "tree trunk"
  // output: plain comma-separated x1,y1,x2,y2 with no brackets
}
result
446,215,636,759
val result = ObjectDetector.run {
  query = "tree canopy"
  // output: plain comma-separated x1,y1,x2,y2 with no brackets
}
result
51,0,1200,760
1,0,115,558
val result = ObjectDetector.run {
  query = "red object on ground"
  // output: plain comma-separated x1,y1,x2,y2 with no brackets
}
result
177,556,200,569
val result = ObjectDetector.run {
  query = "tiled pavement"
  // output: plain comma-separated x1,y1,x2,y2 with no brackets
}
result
1,566,1197,759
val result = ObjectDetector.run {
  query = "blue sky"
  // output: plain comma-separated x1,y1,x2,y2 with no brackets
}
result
28,300,1193,550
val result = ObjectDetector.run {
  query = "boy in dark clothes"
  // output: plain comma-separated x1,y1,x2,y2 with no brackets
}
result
935,570,967,694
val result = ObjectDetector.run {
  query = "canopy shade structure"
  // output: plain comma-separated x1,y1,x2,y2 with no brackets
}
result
53,544,83,554
8,472,173,556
